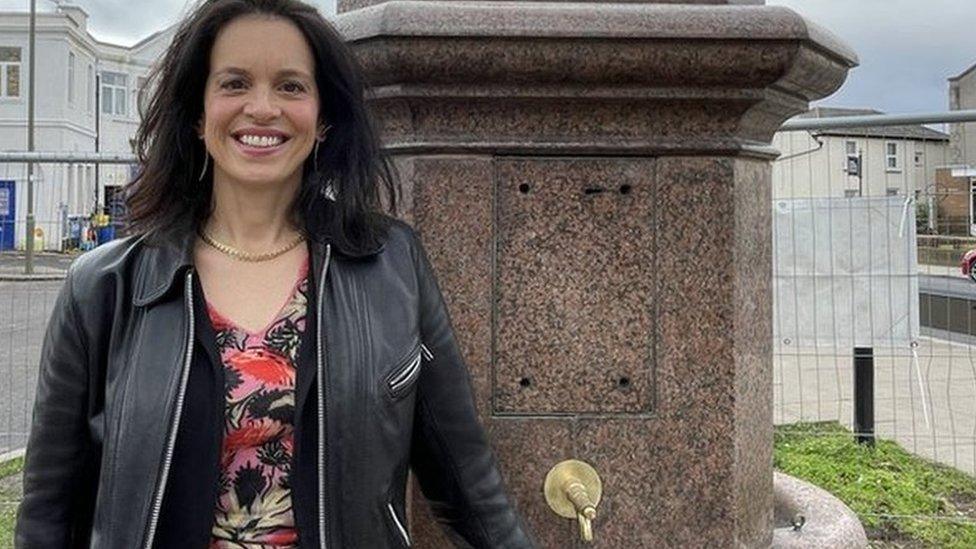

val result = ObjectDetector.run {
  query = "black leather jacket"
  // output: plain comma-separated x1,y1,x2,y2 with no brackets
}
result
15,199,536,548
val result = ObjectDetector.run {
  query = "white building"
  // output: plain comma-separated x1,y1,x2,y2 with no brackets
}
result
0,4,172,251
772,107,951,201
949,61,976,169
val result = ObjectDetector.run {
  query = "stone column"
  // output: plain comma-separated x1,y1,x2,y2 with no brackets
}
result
335,2,855,546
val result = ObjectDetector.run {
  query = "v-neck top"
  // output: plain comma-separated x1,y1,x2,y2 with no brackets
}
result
206,256,310,549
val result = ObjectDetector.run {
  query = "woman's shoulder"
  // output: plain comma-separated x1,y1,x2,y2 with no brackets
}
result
375,215,436,267
65,234,149,294
382,216,420,249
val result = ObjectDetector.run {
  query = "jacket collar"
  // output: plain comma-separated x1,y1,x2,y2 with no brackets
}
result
133,190,385,308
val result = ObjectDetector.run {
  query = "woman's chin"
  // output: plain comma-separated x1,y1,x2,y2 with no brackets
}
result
216,164,303,188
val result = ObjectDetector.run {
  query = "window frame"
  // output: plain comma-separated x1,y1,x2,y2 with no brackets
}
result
68,51,76,105
87,64,94,113
100,71,128,117
0,46,23,99
885,141,902,172
914,150,925,167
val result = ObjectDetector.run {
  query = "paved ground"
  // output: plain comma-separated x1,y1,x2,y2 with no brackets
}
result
0,279,62,454
0,252,79,453
772,269,976,478
775,335,976,477
0,251,76,277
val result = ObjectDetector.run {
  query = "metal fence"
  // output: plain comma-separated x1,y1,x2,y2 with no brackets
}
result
0,153,137,456
773,109,976,541
2,112,976,540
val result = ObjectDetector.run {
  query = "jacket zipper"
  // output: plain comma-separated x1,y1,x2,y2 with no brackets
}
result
386,502,411,546
389,343,433,395
316,244,332,549
389,352,422,394
143,269,195,549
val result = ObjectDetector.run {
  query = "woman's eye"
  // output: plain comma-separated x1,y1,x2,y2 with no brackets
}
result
282,81,306,94
220,79,246,91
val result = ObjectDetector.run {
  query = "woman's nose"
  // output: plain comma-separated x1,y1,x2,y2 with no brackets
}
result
243,88,281,120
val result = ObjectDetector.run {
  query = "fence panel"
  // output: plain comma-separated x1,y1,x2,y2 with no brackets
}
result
773,112,976,541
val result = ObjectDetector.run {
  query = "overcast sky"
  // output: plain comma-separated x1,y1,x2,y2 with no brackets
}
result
1,0,974,114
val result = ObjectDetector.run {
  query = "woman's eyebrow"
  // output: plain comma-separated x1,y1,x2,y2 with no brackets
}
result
213,67,250,78
277,69,313,80
212,67,312,80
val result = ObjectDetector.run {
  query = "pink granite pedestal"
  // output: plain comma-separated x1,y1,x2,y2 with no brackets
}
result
335,1,856,546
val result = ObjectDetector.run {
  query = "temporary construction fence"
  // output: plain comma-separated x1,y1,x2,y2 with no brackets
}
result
773,108,976,541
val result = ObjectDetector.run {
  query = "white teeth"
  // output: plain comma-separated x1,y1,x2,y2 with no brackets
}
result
238,134,283,148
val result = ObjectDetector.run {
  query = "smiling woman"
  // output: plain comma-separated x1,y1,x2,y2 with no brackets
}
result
201,16,322,196
126,0,397,257
14,0,536,548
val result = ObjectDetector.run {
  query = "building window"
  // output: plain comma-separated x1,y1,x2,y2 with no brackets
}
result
886,141,901,171
886,188,900,196
914,151,925,167
68,52,76,104
844,189,860,198
87,64,93,113
101,71,128,116
844,141,861,175
0,46,22,98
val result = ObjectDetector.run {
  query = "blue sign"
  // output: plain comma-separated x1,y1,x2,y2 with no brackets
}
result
0,180,14,251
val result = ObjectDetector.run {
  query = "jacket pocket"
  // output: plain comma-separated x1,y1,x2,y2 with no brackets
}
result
385,341,433,400
384,500,412,547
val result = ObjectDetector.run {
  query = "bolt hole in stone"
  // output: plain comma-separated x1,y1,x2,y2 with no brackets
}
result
519,377,532,388
519,183,531,194
584,186,606,195
618,376,631,389
619,184,632,195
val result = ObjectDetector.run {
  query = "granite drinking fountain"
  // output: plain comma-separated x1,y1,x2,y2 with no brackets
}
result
336,1,866,546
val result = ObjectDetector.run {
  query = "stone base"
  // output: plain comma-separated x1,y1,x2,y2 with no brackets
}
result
773,472,868,549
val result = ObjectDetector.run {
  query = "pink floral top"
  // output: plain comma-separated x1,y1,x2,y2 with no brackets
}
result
206,257,309,549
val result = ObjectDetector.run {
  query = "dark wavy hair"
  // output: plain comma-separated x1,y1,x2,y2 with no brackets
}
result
126,0,398,255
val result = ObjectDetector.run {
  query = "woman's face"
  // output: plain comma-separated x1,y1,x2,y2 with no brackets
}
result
200,15,321,191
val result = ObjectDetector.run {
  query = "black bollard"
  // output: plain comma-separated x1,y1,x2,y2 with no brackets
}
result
854,346,875,446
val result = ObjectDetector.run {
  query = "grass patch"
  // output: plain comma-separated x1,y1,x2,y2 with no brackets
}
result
0,456,23,548
775,422,976,548
0,457,22,480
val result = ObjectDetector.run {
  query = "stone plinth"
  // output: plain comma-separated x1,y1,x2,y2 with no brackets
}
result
335,1,856,547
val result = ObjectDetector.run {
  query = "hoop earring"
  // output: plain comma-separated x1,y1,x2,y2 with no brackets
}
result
198,153,209,182
314,125,332,167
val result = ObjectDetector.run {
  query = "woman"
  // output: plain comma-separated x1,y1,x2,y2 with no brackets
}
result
15,1,535,547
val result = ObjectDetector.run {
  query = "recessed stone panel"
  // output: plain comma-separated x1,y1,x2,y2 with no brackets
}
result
494,158,656,414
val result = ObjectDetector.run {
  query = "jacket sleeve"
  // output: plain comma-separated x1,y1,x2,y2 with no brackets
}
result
408,232,536,549
16,267,99,549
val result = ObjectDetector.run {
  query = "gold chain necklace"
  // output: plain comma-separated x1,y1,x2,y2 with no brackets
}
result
199,229,306,263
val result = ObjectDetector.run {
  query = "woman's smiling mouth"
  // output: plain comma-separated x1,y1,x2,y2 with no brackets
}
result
238,134,284,147
232,130,291,156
